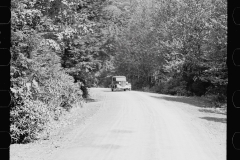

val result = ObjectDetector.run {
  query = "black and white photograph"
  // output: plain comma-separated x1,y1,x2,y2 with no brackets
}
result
9,0,227,159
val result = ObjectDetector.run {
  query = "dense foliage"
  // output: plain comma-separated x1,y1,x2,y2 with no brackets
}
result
10,0,112,143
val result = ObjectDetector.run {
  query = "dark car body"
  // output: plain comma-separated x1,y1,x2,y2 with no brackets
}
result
110,76,131,91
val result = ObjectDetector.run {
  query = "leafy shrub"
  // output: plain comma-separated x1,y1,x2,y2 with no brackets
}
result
156,77,189,96
132,79,148,90
10,69,82,143
10,41,83,143
10,91,52,143
205,85,227,107
142,85,151,92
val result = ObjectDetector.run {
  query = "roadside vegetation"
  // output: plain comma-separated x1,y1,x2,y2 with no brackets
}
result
10,0,112,143
10,0,227,144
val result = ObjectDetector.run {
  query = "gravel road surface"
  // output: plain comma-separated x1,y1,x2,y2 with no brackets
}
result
48,88,226,160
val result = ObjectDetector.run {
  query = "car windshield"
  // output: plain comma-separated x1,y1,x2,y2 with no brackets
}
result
112,77,126,82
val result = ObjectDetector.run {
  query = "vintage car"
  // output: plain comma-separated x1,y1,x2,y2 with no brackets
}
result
110,76,131,91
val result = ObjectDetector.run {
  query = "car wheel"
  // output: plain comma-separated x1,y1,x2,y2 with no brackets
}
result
111,88,114,92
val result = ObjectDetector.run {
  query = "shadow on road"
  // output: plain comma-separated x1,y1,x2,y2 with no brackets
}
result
198,108,226,115
200,116,226,123
150,95,210,108
85,98,98,103
103,90,127,92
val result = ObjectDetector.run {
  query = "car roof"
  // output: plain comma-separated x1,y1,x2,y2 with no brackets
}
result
112,76,126,78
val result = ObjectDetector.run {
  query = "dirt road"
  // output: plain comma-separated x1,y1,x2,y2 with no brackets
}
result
42,88,226,160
